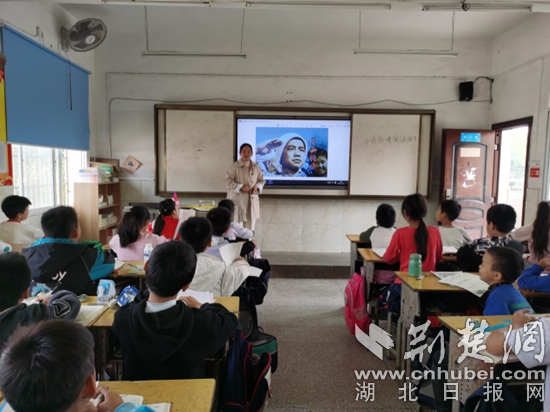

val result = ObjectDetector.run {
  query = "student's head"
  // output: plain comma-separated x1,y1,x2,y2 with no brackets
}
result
179,217,213,253
376,203,396,229
118,205,150,248
152,199,177,236
479,247,523,285
531,201,550,259
1,195,31,221
280,136,306,175
218,199,235,215
0,320,96,412
486,204,516,236
206,207,232,237
401,194,428,261
313,149,328,176
0,253,31,312
436,200,462,224
41,206,80,240
240,143,253,162
145,241,197,297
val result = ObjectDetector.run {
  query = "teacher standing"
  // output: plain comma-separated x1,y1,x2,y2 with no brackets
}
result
226,143,265,231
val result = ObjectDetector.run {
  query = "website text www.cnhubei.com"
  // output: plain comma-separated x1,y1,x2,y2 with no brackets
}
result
354,368,546,381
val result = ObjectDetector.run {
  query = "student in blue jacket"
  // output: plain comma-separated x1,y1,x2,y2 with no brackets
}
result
0,320,153,412
517,257,550,292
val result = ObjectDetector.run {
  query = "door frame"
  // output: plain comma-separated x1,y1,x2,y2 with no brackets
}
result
491,116,533,226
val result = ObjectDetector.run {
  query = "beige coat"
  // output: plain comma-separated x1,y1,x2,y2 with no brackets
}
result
226,160,265,223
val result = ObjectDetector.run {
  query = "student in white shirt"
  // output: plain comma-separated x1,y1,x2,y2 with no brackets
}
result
359,203,396,248
435,199,472,249
0,195,43,245
180,216,250,296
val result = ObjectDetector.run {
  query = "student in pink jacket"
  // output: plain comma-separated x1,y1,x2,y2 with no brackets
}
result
109,206,166,261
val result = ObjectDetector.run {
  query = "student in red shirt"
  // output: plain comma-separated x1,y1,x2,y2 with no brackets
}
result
151,199,181,240
383,193,443,277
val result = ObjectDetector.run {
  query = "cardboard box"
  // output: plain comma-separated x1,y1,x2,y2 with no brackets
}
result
91,158,121,177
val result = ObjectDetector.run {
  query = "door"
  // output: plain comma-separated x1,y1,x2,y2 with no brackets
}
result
441,129,497,239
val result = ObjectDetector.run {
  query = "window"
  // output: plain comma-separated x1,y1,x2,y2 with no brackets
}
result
11,144,87,211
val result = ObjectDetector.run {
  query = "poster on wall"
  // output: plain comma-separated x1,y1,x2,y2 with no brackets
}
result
0,67,13,186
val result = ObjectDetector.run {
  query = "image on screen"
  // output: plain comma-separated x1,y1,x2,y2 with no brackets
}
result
237,118,350,188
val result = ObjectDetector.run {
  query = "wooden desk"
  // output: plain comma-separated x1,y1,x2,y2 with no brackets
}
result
437,314,543,411
98,379,215,412
358,248,384,263
111,260,146,288
347,234,370,277
396,271,476,375
79,297,112,327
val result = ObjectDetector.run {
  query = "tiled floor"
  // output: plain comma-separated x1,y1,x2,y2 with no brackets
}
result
257,278,417,411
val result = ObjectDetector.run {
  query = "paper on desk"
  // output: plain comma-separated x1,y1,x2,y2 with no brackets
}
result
431,271,464,280
126,263,145,274
114,259,126,270
438,272,489,297
219,242,245,265
76,305,106,326
443,246,458,255
177,289,214,304
371,248,387,258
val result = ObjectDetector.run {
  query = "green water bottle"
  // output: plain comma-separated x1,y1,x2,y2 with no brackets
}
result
408,253,422,277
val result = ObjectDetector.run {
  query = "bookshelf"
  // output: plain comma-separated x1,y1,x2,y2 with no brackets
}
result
74,182,122,244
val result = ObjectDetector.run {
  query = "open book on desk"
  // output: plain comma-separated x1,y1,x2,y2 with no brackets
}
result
119,395,171,412
177,289,214,304
437,272,488,297
219,243,262,278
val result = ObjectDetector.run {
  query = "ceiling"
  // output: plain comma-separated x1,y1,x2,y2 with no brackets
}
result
62,2,533,43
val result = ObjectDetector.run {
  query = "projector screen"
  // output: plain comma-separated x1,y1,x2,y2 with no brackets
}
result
236,117,351,188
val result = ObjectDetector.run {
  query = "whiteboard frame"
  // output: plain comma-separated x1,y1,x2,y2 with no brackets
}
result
155,105,435,199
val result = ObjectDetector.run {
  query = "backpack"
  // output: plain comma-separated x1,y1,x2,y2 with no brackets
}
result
376,283,402,314
344,273,371,335
232,286,259,339
246,258,271,305
218,330,273,412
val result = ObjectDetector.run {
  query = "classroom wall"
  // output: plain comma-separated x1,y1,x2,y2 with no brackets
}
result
0,1,96,226
490,13,550,224
88,7,495,253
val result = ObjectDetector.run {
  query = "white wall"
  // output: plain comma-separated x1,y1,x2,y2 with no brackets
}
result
87,6,495,253
490,13,550,224
0,1,95,226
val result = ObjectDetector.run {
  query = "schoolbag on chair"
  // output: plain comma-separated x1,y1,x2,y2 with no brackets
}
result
344,272,371,335
218,329,273,412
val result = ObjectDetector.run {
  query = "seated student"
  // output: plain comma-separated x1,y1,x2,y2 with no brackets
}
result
512,200,550,264
110,205,167,261
456,204,523,272
150,198,194,241
205,207,233,260
0,320,153,412
359,203,397,248
112,241,238,380
0,252,80,348
218,199,253,241
179,217,250,296
23,206,115,297
435,199,472,248
383,194,443,274
0,195,43,245
487,310,550,412
433,247,533,412
517,257,550,292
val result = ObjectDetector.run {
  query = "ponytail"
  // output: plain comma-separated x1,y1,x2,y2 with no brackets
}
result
402,193,429,262
153,199,176,236
532,201,550,259
118,206,150,248
415,219,428,262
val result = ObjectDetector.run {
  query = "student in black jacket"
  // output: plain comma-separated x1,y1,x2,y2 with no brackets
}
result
0,252,81,350
112,240,239,381
23,206,115,297
457,204,524,272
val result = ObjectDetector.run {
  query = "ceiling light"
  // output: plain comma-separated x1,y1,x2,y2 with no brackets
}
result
142,51,247,58
245,2,391,9
353,48,458,57
422,3,532,12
